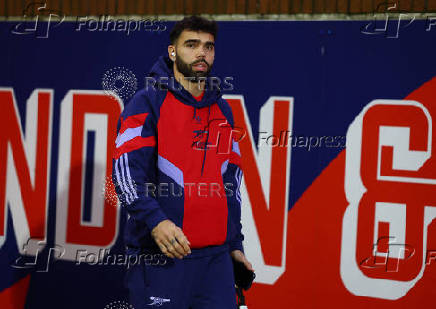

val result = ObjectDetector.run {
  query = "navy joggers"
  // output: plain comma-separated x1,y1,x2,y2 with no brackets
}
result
125,244,237,309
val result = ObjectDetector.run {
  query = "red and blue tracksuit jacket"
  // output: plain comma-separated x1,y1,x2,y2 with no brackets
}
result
111,55,244,256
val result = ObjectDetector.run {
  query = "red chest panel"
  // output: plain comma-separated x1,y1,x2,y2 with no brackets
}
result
157,91,232,247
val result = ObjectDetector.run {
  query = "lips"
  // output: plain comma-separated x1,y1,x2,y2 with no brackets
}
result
192,62,208,71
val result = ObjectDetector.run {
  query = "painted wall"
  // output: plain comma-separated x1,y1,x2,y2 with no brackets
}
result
1,18,436,308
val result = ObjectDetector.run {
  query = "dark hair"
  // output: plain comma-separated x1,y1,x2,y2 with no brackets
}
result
169,15,218,45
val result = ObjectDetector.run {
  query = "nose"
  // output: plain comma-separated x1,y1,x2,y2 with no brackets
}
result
197,47,206,57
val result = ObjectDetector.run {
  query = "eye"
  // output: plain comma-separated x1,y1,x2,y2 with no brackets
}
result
187,43,195,48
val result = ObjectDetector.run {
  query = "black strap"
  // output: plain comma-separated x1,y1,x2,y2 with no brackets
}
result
236,286,246,306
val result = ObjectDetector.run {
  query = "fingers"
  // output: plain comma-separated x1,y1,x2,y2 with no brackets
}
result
170,238,187,258
156,235,183,259
241,256,254,272
174,228,191,255
231,250,254,272
244,260,254,272
165,233,191,258
237,254,254,272
153,223,191,259
164,238,184,259
156,240,175,259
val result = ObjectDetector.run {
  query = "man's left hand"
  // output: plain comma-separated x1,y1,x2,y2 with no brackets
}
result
230,250,254,272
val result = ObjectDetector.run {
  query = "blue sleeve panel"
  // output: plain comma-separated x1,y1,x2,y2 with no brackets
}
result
218,97,245,253
223,162,244,253
112,88,168,247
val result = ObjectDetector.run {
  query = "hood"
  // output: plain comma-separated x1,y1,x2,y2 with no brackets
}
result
147,55,222,109
148,55,222,176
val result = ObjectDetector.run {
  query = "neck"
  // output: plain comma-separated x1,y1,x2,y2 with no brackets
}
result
173,65,205,97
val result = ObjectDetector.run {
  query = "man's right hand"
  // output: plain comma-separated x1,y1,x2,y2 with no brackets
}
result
151,219,191,259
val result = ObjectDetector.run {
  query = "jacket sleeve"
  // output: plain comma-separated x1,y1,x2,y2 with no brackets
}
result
226,137,245,252
111,92,168,231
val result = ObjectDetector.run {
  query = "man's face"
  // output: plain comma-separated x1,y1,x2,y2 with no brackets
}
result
173,30,215,80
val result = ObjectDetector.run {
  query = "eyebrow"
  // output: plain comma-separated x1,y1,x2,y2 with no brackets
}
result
183,39,215,46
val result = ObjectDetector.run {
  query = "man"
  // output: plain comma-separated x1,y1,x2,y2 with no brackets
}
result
112,16,252,309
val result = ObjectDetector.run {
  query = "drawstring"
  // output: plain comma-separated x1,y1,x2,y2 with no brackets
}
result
200,105,211,176
193,106,197,119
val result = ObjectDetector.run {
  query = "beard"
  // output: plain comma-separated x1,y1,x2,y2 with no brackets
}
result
175,55,212,82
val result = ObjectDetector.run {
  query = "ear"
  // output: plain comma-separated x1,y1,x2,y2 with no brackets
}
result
168,45,176,61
